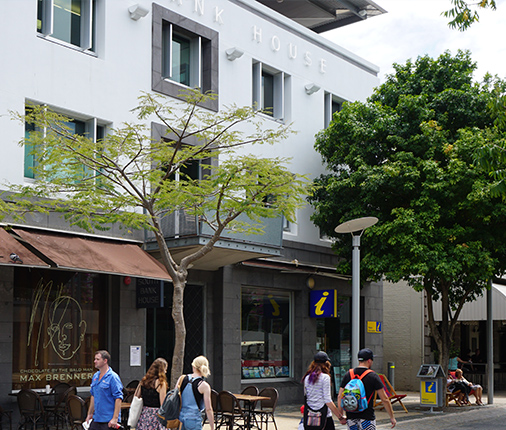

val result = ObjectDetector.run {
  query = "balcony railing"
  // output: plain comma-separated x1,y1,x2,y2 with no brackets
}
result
145,210,284,254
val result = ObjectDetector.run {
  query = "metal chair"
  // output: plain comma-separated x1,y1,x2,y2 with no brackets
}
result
16,389,47,430
0,405,13,430
66,395,86,430
202,389,220,426
217,391,246,430
255,388,278,430
211,389,221,426
239,386,259,428
126,381,139,390
47,386,77,430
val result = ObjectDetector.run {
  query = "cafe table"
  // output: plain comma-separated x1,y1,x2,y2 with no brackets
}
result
232,393,269,430
120,402,131,428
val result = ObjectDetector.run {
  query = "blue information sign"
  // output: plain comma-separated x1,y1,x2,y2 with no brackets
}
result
309,290,338,318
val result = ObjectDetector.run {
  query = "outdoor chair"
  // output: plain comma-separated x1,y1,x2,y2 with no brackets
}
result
254,387,278,430
446,372,474,406
217,391,247,430
46,385,76,430
16,389,47,430
202,389,220,426
372,374,408,413
0,405,13,430
66,395,86,430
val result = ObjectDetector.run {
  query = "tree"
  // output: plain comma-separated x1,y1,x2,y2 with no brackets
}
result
4,90,307,386
443,0,496,31
308,50,506,374
474,78,506,196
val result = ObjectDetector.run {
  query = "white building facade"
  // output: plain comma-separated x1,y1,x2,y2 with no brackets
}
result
0,0,385,405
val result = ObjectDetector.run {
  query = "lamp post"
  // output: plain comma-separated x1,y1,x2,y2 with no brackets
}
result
335,217,378,368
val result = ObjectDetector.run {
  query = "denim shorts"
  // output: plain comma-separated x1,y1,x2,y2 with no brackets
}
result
179,413,202,430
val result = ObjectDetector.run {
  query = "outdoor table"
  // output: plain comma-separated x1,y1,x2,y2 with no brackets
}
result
233,394,269,430
120,402,131,428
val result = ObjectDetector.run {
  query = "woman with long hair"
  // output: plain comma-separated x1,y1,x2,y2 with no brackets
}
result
177,355,214,430
135,357,168,430
302,351,341,430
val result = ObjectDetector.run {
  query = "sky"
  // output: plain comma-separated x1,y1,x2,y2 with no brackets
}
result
323,0,506,84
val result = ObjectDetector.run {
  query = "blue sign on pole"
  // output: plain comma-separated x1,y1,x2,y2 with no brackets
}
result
309,290,338,318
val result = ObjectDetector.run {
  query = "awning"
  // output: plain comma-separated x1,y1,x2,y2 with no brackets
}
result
0,228,50,268
4,227,171,281
433,283,506,321
241,257,351,280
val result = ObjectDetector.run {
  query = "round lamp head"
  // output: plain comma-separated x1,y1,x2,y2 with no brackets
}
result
335,217,378,234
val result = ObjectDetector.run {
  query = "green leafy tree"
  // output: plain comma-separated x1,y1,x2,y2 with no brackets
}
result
474,78,506,196
5,90,307,386
443,0,496,31
309,51,506,374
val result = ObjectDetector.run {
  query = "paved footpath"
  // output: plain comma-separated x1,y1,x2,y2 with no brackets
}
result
271,391,506,430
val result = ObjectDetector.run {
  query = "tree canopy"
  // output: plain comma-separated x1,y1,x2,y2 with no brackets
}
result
5,90,308,385
309,50,506,371
443,0,496,31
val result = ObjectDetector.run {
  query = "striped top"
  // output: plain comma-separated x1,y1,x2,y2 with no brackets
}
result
304,373,332,417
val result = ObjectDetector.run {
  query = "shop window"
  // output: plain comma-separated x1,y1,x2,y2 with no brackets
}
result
12,269,107,390
24,104,106,180
324,92,343,128
252,62,286,120
241,288,291,379
37,0,96,51
152,4,219,111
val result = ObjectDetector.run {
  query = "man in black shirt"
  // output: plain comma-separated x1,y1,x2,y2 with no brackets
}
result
337,348,396,429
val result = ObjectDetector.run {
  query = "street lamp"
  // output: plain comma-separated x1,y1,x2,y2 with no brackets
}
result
335,216,378,368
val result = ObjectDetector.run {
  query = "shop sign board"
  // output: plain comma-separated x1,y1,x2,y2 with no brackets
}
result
367,321,382,333
136,278,164,308
309,289,337,318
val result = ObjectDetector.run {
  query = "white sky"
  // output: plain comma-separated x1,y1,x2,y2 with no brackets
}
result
323,0,506,84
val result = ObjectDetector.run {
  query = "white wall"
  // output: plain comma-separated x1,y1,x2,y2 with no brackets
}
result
383,280,425,390
0,0,380,246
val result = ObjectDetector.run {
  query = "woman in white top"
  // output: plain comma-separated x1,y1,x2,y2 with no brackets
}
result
302,351,341,430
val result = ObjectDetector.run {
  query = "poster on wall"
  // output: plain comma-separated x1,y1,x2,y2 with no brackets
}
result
12,269,105,390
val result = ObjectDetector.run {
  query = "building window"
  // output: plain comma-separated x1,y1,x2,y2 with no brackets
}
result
324,92,343,128
13,269,107,389
24,105,106,180
241,287,291,379
153,4,219,111
37,0,96,51
252,62,286,120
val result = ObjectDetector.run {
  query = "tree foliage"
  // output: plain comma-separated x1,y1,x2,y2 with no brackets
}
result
443,0,496,31
5,89,308,385
309,50,506,373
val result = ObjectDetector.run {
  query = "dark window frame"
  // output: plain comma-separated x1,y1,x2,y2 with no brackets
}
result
152,4,219,112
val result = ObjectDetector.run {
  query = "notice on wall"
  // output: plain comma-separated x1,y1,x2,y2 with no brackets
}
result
367,321,382,333
130,346,141,367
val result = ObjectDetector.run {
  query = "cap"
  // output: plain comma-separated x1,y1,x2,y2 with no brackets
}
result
358,348,374,361
314,351,330,363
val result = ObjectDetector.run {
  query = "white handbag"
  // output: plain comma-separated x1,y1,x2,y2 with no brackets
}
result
128,385,144,429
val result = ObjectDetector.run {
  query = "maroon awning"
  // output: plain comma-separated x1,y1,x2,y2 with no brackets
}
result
0,228,50,268
7,227,170,281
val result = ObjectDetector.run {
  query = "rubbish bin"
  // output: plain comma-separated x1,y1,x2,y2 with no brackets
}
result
416,364,446,411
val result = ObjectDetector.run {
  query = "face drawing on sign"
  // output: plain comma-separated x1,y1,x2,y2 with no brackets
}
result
46,296,87,359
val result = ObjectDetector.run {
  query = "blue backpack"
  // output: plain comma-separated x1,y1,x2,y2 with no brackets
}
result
341,369,373,412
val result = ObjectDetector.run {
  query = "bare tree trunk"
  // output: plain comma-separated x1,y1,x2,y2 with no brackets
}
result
170,278,186,387
424,280,458,377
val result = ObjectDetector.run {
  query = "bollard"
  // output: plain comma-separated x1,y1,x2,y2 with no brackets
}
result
387,362,395,389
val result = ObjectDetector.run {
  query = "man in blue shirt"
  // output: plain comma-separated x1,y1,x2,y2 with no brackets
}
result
86,350,124,430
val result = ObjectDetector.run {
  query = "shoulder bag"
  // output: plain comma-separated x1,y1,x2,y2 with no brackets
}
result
128,383,144,429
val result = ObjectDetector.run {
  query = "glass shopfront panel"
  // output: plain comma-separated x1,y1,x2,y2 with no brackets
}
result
241,287,291,379
13,269,107,390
